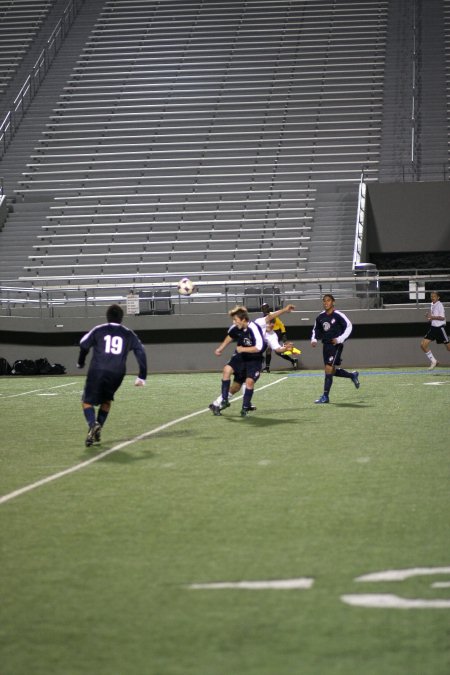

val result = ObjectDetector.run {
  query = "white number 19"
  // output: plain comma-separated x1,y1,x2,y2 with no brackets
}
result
104,335,123,355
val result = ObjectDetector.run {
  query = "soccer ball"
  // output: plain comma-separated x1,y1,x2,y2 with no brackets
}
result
177,277,194,296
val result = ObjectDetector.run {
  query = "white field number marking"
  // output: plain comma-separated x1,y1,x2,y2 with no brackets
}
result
189,567,450,609
341,566,450,608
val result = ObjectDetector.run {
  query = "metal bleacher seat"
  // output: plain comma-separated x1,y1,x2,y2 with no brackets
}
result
242,287,263,312
261,286,282,310
152,289,174,315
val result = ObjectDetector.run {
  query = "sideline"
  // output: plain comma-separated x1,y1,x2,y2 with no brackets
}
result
0,381,78,398
289,368,449,378
0,376,288,506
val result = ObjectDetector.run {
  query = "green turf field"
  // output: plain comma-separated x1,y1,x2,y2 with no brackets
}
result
1,369,449,675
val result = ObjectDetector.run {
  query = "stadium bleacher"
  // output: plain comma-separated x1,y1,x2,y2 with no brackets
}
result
0,0,387,298
0,0,56,97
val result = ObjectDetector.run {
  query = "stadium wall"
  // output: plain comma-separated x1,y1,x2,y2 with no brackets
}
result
366,182,450,254
0,307,444,373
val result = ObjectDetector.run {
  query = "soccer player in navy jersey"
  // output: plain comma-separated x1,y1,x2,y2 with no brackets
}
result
77,304,147,446
233,306,266,416
209,304,295,417
209,306,262,417
311,294,360,404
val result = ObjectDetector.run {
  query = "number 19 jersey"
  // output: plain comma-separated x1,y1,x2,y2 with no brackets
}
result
79,321,147,380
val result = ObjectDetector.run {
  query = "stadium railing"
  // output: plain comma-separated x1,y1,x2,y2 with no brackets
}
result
1,270,449,319
0,0,84,159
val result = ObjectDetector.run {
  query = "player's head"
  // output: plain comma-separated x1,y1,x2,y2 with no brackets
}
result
106,304,124,324
229,305,250,327
430,291,440,302
322,294,335,311
260,302,272,315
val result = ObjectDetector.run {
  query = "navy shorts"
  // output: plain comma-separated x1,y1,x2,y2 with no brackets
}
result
242,357,263,383
228,353,247,385
82,369,125,405
424,325,449,344
322,342,344,367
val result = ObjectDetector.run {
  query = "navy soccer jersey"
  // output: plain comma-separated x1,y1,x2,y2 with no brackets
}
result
311,309,352,345
237,320,265,360
227,323,245,348
78,322,147,379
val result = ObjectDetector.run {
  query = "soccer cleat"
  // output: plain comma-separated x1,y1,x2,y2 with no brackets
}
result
241,405,257,417
262,366,270,373
428,358,438,370
351,371,360,388
93,422,102,443
314,394,329,404
292,359,298,370
220,400,231,410
85,424,97,447
209,403,222,416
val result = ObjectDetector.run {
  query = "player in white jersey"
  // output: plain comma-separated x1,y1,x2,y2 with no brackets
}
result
420,291,450,369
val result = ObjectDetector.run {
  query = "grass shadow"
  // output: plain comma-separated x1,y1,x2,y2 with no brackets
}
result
332,402,372,408
221,415,300,427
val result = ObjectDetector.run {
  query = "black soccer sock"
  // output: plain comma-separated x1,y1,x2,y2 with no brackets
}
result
279,353,295,365
97,409,109,427
243,388,254,409
334,368,353,379
221,379,231,402
265,352,272,367
324,373,333,395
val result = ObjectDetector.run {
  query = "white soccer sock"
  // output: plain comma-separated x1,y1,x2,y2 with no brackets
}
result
425,350,435,362
213,392,234,406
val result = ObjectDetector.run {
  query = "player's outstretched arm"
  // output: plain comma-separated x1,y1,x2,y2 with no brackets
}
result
275,341,294,354
267,303,295,322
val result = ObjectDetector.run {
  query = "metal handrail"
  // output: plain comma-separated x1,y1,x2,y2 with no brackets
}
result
0,0,84,160
1,270,449,318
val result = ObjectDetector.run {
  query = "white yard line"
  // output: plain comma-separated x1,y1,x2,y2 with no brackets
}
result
0,376,288,505
188,578,314,590
0,382,78,398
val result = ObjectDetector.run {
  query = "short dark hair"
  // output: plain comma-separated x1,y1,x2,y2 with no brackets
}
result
106,304,124,323
322,294,335,302
261,303,272,314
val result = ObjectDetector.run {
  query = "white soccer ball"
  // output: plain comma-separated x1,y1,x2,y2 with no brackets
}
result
177,277,194,296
